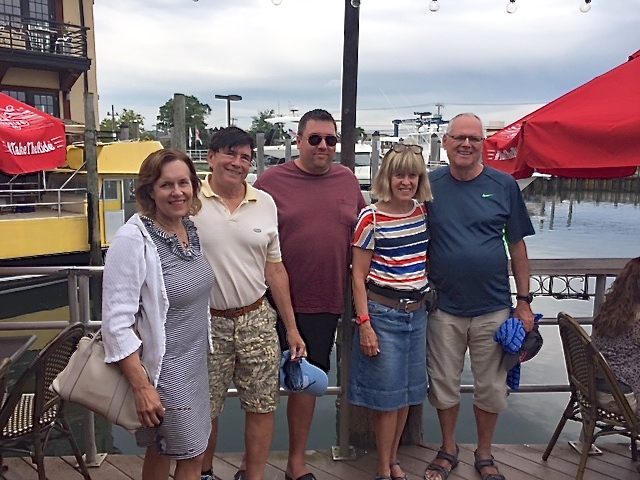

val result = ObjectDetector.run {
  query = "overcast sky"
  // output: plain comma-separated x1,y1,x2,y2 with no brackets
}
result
93,0,640,136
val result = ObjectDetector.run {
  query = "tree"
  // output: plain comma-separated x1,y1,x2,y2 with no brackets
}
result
99,108,145,134
356,126,366,142
248,109,286,146
157,95,212,149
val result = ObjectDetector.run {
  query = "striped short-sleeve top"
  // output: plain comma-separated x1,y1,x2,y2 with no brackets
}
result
353,201,428,292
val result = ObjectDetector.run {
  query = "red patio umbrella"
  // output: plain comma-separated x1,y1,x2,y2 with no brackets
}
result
0,92,66,175
483,50,640,179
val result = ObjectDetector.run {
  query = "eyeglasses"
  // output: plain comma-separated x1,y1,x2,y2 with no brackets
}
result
303,134,338,147
392,143,423,154
446,134,484,144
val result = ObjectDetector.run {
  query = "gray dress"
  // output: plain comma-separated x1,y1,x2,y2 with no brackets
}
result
135,217,214,459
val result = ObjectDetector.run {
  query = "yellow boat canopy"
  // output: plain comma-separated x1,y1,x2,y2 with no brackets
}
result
65,141,164,174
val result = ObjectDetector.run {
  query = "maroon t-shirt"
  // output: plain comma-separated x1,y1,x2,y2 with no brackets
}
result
254,161,366,314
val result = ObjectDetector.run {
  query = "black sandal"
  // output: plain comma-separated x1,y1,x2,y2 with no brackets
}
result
390,460,408,480
423,445,459,480
473,454,505,480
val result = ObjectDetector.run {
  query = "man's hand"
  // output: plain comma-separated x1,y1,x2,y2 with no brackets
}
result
287,330,306,360
514,302,535,332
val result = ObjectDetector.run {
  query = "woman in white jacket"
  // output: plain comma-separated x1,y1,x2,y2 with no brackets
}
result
102,149,214,480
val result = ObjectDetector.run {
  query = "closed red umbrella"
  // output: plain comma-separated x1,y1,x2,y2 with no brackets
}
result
484,50,640,179
0,92,66,174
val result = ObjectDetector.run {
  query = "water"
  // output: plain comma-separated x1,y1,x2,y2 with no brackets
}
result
2,177,640,454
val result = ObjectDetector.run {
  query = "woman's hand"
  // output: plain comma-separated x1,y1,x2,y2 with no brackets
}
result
132,383,165,428
359,322,380,357
117,353,164,428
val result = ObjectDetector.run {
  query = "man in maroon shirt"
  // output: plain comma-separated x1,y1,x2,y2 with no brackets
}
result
254,109,365,480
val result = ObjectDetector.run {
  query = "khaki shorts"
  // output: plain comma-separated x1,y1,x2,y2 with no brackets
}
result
208,299,280,416
427,308,510,413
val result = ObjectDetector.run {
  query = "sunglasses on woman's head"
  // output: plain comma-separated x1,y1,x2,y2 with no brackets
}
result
304,134,338,147
392,143,423,154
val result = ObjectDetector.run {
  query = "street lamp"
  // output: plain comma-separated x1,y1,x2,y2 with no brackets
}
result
215,94,242,127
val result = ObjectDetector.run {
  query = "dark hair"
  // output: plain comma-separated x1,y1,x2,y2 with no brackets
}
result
209,126,254,153
297,109,337,136
592,257,640,338
136,148,202,217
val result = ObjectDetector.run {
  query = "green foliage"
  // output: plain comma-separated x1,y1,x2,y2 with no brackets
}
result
248,109,286,146
157,95,212,148
99,108,145,134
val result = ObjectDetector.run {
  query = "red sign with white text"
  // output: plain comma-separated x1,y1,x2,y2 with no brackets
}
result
0,92,66,174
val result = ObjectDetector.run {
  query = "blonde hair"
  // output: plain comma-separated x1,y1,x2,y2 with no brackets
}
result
371,145,433,202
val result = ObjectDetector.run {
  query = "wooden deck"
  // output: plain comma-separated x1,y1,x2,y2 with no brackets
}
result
1,442,639,479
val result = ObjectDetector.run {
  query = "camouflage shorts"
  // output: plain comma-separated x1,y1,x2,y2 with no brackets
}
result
208,299,280,416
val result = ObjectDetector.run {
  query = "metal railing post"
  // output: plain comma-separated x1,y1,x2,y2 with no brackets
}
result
77,273,107,467
67,272,79,324
333,280,356,460
593,274,607,317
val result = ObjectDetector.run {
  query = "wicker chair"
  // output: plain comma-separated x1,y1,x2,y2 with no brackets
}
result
0,358,11,406
0,323,91,480
543,312,640,479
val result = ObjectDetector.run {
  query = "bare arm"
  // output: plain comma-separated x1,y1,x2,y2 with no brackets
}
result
118,352,164,428
509,239,535,332
264,261,306,359
351,246,379,357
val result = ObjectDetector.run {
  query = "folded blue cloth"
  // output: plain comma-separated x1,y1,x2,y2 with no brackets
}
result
494,313,543,390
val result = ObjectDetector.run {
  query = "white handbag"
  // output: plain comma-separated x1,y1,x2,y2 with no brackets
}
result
51,329,148,431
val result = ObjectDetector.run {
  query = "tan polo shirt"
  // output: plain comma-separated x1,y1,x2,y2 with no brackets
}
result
192,174,282,310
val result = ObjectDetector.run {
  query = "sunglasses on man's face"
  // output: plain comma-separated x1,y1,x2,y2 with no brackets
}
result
392,143,423,154
304,134,338,147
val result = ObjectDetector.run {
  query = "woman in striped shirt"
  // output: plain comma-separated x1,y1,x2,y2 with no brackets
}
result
348,143,433,480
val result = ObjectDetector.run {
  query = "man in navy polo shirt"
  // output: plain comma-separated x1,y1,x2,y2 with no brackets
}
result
424,113,535,480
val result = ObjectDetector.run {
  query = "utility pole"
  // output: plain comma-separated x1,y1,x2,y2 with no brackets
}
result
339,0,359,173
111,104,116,137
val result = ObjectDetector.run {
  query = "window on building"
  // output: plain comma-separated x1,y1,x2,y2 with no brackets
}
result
0,0,52,20
1,89,59,117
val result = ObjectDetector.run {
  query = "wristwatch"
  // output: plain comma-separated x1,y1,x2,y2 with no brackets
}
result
355,314,371,326
515,293,534,304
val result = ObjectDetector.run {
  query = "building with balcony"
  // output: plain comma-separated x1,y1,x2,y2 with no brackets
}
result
0,0,97,126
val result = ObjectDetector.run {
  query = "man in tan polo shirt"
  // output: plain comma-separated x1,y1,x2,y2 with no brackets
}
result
193,126,305,480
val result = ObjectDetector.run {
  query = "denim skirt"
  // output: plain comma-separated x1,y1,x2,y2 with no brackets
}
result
348,299,428,411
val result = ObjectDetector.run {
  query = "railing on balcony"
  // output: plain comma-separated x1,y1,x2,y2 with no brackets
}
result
0,13,88,58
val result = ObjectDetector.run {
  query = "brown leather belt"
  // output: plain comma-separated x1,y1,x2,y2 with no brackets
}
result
210,295,265,318
367,290,424,313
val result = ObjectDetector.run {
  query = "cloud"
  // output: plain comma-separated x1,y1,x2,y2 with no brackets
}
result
94,0,640,133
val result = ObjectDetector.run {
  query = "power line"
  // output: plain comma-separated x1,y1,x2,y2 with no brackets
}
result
357,101,544,112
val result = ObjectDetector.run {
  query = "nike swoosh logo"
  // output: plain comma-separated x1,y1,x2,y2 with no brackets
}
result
482,194,494,198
